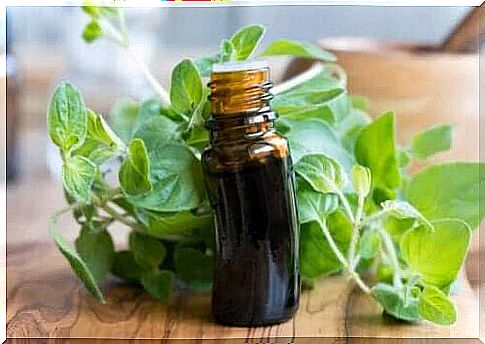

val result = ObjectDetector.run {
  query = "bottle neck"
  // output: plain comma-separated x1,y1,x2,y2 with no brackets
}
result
207,64,276,145
206,109,277,145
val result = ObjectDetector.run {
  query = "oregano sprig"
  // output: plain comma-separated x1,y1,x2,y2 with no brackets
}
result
46,5,484,325
82,1,171,105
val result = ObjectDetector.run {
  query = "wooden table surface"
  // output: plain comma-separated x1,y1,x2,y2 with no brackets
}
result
5,176,482,343
6,50,482,343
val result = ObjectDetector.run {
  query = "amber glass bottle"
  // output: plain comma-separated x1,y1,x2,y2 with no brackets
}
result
202,61,300,326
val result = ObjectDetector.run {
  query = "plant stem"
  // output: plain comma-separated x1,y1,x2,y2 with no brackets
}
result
326,63,347,86
49,203,82,231
348,194,365,267
335,189,355,223
117,8,127,39
362,209,389,227
271,62,347,96
379,229,403,291
99,13,171,107
125,47,172,106
102,203,141,229
99,17,127,47
380,248,391,264
355,195,365,226
92,195,142,229
185,88,209,132
272,63,325,95
351,254,361,271
316,218,371,294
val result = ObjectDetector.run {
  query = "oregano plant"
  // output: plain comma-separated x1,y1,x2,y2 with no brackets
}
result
47,5,484,326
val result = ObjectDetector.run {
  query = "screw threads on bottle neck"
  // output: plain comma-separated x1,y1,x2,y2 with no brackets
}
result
209,64,273,116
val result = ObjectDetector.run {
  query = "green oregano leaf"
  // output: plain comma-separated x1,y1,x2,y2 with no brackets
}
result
352,164,371,198
139,210,213,239
111,250,146,284
109,98,141,144
398,149,412,168
170,59,203,116
405,162,485,229
86,109,125,148
219,39,234,62
335,108,372,152
75,223,114,283
355,111,400,199
411,125,453,160
99,6,118,17
381,200,434,232
418,285,457,325
358,229,381,259
74,109,125,164
82,1,118,18
133,115,179,153
129,231,166,269
127,143,206,212
372,283,420,322
400,219,471,289
297,182,339,224
82,5,100,17
376,263,393,284
141,270,173,301
82,20,103,43
174,247,213,291
384,216,415,243
262,39,336,62
48,81,88,154
283,118,355,178
230,24,265,60
62,156,96,203
194,56,218,77
50,228,105,302
272,84,347,124
300,210,352,278
295,154,346,193
119,139,151,196
350,95,369,110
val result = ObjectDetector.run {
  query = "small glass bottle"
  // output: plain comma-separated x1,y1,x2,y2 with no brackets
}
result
202,61,300,326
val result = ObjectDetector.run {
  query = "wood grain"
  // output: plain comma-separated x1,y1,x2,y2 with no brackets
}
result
5,179,481,343
6,240,480,343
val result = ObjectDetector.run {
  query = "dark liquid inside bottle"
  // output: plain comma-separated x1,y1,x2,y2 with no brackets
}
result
204,156,299,326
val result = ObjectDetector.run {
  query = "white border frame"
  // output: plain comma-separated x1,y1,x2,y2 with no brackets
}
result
1,1,482,343
3,0,485,7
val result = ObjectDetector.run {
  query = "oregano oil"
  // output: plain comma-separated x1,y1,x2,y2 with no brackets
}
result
202,61,300,326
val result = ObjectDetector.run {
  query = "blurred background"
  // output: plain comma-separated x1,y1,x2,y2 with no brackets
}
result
3,5,479,183
3,5,480,183
3,5,482,283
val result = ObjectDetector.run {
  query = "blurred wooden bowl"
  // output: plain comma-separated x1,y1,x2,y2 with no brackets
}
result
284,37,479,163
